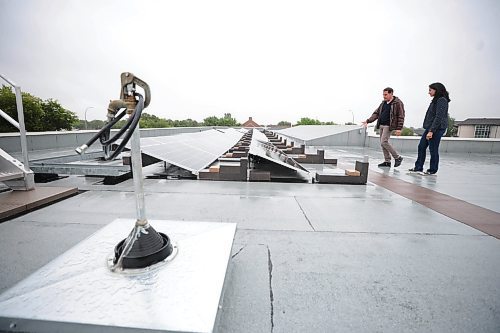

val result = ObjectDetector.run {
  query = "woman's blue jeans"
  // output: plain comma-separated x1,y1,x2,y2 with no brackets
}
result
414,128,446,173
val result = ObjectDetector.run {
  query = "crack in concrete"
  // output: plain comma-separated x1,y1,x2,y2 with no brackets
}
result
231,246,245,259
294,196,316,231
267,245,274,333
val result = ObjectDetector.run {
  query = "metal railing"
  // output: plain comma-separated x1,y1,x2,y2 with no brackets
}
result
0,73,30,173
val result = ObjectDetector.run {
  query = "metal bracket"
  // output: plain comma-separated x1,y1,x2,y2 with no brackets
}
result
120,72,151,109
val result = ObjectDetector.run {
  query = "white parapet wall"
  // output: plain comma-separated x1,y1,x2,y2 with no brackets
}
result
365,132,500,154
0,127,212,153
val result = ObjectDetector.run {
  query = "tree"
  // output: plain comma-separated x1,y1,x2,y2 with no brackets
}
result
74,119,107,130
277,121,291,127
295,118,336,125
139,113,172,128
41,99,79,131
202,116,220,126
0,85,77,132
202,114,240,126
296,117,321,125
173,118,200,127
221,113,239,126
446,116,457,137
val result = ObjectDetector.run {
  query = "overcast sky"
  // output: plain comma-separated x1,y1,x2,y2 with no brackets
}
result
1,0,499,127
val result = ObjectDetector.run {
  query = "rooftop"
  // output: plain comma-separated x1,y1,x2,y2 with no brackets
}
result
456,118,500,126
1,144,499,332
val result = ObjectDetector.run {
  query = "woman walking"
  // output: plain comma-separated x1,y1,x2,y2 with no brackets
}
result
409,82,450,175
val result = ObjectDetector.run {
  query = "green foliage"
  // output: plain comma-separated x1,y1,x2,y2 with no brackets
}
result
202,113,240,126
400,127,414,136
0,85,77,132
139,113,172,128
73,113,203,130
296,117,321,125
41,99,79,130
446,116,457,137
296,117,337,125
112,120,127,129
202,116,220,126
139,113,201,128
74,119,106,130
172,118,200,127
277,121,291,127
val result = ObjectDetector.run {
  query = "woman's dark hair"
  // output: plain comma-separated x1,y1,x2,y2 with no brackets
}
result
429,82,450,102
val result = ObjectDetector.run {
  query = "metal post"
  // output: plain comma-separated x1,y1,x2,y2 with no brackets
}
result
14,86,30,172
0,74,30,172
84,106,94,130
130,121,147,225
0,109,20,129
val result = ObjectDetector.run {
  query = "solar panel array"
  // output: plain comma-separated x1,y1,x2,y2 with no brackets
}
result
249,129,309,174
126,128,245,174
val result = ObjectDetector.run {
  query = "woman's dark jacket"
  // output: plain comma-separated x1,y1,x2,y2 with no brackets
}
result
424,96,449,132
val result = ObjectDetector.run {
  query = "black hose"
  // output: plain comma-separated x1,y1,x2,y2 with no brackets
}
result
99,109,128,145
78,111,124,152
103,94,144,160
76,94,145,161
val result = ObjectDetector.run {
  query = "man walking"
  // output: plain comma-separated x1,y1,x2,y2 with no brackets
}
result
362,87,405,167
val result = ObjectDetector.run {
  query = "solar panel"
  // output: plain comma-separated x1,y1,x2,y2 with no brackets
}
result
125,128,245,174
249,129,309,174
275,125,361,140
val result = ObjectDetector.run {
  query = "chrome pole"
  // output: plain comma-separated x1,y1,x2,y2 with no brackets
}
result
130,120,147,225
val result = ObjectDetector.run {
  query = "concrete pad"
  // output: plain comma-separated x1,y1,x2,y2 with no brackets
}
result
295,196,484,235
11,190,314,231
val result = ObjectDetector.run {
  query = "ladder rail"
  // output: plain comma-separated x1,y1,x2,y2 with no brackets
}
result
0,73,34,190
0,73,29,172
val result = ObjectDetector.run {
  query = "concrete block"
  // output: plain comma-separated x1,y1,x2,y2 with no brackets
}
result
231,151,248,157
219,162,241,174
249,170,271,182
324,158,338,164
219,173,245,181
198,170,220,180
345,169,361,176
